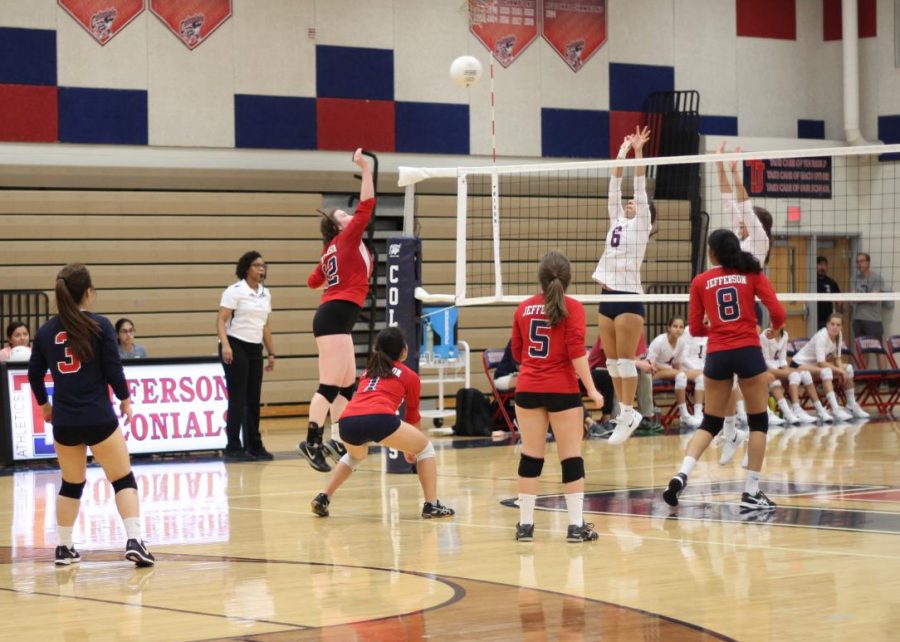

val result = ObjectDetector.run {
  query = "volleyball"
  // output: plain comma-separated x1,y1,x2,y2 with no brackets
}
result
449,55,482,88
8,345,31,362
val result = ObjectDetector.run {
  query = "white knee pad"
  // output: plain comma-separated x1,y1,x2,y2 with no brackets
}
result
606,360,620,378
820,367,833,382
674,372,688,390
801,370,814,386
788,371,801,386
693,375,705,391
769,378,782,390
844,364,854,378
617,358,638,378
339,452,365,471
416,442,436,462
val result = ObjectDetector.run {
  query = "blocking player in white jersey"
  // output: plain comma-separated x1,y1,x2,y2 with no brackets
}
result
674,322,708,428
759,327,820,424
592,126,655,444
647,316,695,428
790,313,869,421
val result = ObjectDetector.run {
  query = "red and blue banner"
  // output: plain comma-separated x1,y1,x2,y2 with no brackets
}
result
542,0,607,72
469,0,539,68
150,0,232,50
58,0,144,46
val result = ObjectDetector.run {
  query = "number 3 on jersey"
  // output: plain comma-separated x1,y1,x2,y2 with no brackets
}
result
55,331,82,374
528,319,551,358
715,286,740,322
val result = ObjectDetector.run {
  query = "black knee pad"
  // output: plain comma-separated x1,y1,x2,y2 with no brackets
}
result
560,457,585,483
317,383,340,403
338,383,356,400
699,414,725,437
58,479,86,500
747,411,769,434
111,471,137,494
518,454,545,478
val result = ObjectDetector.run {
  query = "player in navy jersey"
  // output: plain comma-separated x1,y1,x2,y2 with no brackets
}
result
299,148,375,472
309,327,454,519
663,230,785,511
592,126,656,445
512,251,605,543
27,264,154,567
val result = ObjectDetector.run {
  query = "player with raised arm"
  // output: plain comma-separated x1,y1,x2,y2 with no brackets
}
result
592,125,655,445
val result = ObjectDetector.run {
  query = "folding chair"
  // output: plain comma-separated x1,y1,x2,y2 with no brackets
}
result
850,336,895,415
482,349,517,434
652,379,678,431
881,336,900,415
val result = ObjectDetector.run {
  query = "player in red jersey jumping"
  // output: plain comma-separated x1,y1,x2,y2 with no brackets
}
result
299,148,374,472
512,251,605,543
663,229,786,511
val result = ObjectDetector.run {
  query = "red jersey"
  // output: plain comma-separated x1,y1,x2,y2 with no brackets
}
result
307,198,375,307
511,294,587,394
340,360,421,424
688,266,785,354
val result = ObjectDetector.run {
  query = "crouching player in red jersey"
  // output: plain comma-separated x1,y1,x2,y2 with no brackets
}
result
663,230,785,511
310,327,455,519
512,252,605,543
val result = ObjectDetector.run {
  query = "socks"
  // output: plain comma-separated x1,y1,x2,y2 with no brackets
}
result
814,400,826,412
518,493,536,525
57,525,73,548
123,517,142,541
777,399,792,414
736,400,746,416
745,470,760,495
826,391,840,411
619,405,633,417
845,388,857,405
306,422,324,445
679,403,690,416
331,423,343,443
722,416,736,439
679,456,697,477
693,403,704,417
564,492,584,527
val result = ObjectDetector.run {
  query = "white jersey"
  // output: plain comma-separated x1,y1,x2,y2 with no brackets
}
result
726,195,769,267
677,327,708,371
592,175,652,294
647,333,685,368
759,329,789,369
792,328,842,366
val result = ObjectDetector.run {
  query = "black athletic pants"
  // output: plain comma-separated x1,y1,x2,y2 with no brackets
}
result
220,336,264,452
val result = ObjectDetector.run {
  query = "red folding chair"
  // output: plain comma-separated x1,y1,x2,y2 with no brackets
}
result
482,349,517,434
881,335,900,415
850,336,895,415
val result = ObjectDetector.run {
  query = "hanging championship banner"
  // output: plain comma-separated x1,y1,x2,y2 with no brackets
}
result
58,0,145,46
542,0,607,71
150,0,232,50
469,0,539,68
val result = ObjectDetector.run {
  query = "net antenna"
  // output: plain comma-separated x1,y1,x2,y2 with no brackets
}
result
400,143,900,337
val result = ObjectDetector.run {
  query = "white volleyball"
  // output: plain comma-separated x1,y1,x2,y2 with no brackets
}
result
449,55,483,88
8,345,31,362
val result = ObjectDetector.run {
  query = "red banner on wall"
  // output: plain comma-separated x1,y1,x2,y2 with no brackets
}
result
58,0,144,46
150,0,232,50
542,0,607,71
469,0,539,68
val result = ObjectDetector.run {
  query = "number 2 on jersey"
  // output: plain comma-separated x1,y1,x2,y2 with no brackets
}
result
715,286,740,322
324,255,339,287
528,319,551,358
55,331,82,374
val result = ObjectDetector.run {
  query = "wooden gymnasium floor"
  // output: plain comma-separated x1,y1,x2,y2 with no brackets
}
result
1,418,899,641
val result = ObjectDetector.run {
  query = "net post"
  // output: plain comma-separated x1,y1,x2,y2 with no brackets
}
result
402,184,416,236
491,169,503,300
456,171,468,304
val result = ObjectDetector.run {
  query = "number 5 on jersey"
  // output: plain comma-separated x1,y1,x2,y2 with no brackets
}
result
528,319,551,358
55,331,82,374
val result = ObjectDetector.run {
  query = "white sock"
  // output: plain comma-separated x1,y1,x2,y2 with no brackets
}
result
58,525,74,548
826,391,839,411
679,403,689,415
123,517,142,541
564,492,584,526
845,388,857,405
777,399,792,415
331,423,342,443
745,470,760,495
722,416,736,439
518,493,536,525
814,400,826,412
693,403,704,416
619,405,633,417
678,456,697,477
736,400,746,416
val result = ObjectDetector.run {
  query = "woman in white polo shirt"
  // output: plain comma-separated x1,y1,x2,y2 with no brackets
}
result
217,251,276,461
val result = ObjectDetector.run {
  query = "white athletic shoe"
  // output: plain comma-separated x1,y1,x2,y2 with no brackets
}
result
832,407,853,422
781,406,798,425
719,428,748,466
792,405,816,424
816,407,834,423
608,410,642,445
848,403,870,419
679,412,699,429
767,408,785,426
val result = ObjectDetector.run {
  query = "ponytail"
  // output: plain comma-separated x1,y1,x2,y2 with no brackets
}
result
365,326,406,379
707,229,762,275
543,279,568,327
54,264,100,362
537,251,572,327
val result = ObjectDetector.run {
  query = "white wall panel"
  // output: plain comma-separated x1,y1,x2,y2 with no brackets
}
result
736,37,804,138
674,0,736,117
607,0,673,66
0,0,56,29
539,34,609,110
314,0,394,49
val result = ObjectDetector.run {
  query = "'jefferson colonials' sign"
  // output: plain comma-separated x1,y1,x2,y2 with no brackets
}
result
744,157,833,199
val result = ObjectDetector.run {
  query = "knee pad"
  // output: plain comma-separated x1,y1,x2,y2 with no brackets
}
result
560,457,585,483
801,370,814,386
338,383,356,400
111,471,137,494
748,411,769,434
518,454,545,478
58,479,86,500
339,452,365,471
617,359,638,378
674,372,688,390
820,368,833,382
788,371,801,386
415,442,436,462
693,375,705,391
769,378,782,390
606,360,620,378
844,365,854,379
699,414,725,437
317,383,340,403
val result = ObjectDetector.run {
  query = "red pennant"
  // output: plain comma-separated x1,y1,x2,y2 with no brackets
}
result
542,0,607,72
150,0,232,50
58,0,144,46
469,0,539,68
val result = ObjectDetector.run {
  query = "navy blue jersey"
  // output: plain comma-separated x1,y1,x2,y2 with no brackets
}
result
28,313,129,427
